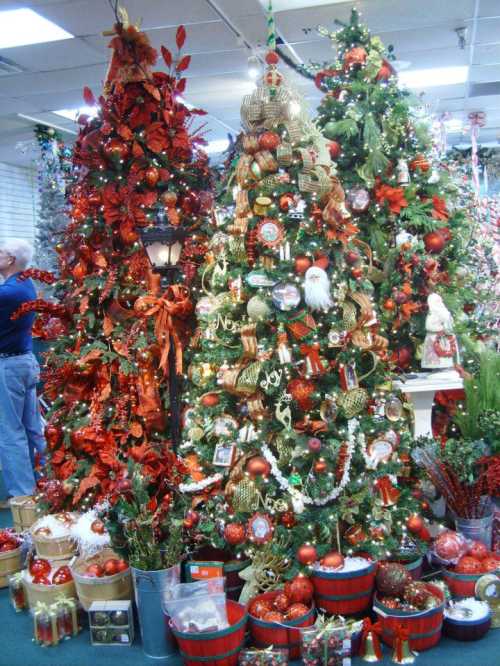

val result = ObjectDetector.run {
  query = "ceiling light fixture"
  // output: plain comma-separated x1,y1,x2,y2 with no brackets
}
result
53,107,99,122
398,65,469,89
0,8,73,49
247,54,261,80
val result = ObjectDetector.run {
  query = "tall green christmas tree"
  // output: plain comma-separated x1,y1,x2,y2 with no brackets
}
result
314,9,474,371
30,15,213,521
34,124,72,274
179,39,427,585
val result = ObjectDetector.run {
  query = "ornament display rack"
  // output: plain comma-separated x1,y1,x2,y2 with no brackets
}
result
394,370,464,438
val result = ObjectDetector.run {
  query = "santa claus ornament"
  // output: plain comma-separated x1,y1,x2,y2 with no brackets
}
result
303,265,333,311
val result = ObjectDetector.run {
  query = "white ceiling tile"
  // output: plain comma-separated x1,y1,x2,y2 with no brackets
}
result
475,18,500,43
0,37,103,71
471,64,500,83
32,0,221,37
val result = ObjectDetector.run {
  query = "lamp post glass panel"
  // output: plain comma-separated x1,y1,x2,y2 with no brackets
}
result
139,219,188,448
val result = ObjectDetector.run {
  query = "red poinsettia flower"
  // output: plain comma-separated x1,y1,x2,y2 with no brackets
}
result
374,180,408,214
432,196,449,220
103,183,157,227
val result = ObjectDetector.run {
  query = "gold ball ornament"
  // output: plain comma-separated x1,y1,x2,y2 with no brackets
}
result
247,296,271,322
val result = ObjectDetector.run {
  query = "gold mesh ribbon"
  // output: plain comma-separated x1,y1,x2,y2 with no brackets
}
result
297,147,315,173
247,391,267,420
237,361,262,394
235,190,250,215
242,134,259,154
298,165,332,199
254,150,278,174
228,215,249,236
236,154,255,187
277,142,293,166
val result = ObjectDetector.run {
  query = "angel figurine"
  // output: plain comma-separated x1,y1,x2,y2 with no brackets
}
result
421,293,459,369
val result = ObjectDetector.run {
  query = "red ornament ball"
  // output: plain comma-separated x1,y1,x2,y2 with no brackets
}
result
424,231,446,254
466,540,488,560
294,255,312,275
85,563,104,578
52,565,73,585
434,530,466,562
406,514,424,534
103,138,128,161
344,250,360,265
296,544,318,566
328,141,341,159
91,519,105,535
224,522,246,546
383,298,396,311
320,551,345,570
249,599,273,619
287,603,310,620
30,558,52,578
33,575,51,586
103,558,120,576
258,131,280,151
183,509,200,530
263,610,285,623
281,511,296,529
481,556,499,573
201,393,220,407
274,592,291,612
144,166,160,187
247,456,271,478
285,575,314,604
279,193,295,212
455,555,482,574
314,459,327,473
307,437,322,453
376,562,412,597
265,51,279,65
116,559,129,572
391,346,412,371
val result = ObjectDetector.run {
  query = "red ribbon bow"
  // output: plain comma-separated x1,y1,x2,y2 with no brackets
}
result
394,624,411,662
360,617,383,659
134,284,192,375
300,342,327,375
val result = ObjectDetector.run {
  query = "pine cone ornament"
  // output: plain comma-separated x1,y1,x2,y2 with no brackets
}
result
376,562,412,597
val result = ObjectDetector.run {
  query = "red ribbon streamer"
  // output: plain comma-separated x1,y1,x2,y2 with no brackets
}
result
394,624,411,662
360,617,383,659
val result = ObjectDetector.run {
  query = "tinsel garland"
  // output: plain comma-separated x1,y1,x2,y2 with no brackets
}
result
179,473,223,493
261,433,356,508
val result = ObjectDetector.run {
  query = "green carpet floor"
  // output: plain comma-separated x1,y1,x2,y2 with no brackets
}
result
0,508,499,666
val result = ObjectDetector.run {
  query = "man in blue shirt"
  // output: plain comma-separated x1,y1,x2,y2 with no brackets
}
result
0,238,45,498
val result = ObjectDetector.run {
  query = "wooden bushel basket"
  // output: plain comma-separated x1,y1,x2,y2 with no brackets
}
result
312,560,376,616
31,517,77,561
171,600,247,666
248,590,316,660
23,561,77,608
443,569,484,598
374,583,444,652
71,548,132,610
0,545,22,588
9,496,40,533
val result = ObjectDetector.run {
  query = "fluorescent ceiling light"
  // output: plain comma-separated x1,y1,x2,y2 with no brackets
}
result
0,8,73,49
205,139,230,154
398,66,469,89
259,0,349,10
53,107,99,121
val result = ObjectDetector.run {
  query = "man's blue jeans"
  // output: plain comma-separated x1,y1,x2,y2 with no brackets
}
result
0,353,46,496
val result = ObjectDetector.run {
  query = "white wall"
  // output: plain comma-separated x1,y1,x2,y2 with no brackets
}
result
0,162,37,242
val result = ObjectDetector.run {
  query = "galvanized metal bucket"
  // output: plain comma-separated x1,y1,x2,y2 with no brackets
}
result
132,564,180,660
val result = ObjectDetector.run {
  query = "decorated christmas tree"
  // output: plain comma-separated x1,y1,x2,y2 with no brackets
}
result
313,9,474,371
28,13,213,521
179,35,427,587
34,124,72,274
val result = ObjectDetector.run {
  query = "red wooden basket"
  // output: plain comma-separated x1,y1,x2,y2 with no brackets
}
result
248,590,315,659
311,560,376,616
171,600,247,666
443,569,484,598
373,583,444,652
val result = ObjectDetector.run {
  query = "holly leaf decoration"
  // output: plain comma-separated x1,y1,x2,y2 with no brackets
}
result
83,86,96,106
176,25,186,49
176,55,191,72
161,46,172,68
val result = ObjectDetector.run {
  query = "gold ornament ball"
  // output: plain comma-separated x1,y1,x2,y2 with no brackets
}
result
247,296,271,322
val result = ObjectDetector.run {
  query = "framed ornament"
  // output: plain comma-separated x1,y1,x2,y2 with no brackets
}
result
320,395,338,422
339,362,358,391
271,282,301,311
213,414,239,437
247,512,274,544
212,443,236,467
348,187,370,213
328,327,346,348
255,218,285,248
384,429,400,448
367,438,393,466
